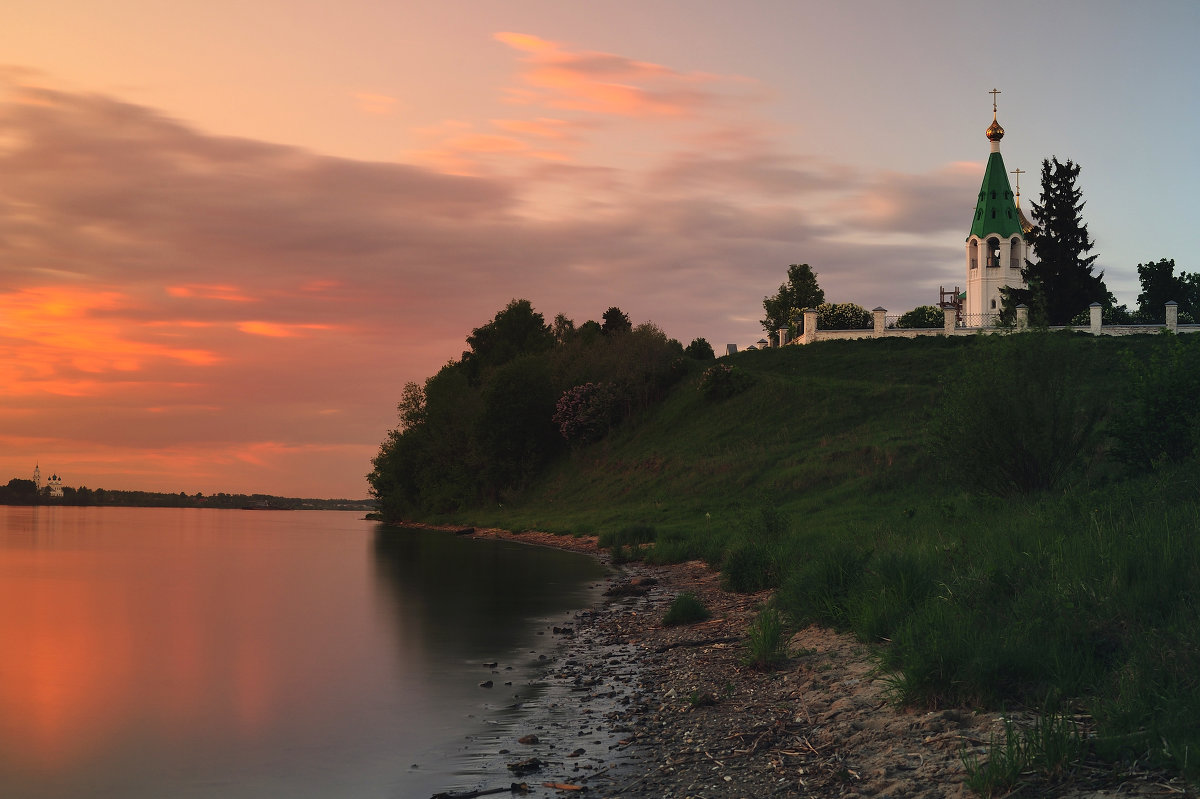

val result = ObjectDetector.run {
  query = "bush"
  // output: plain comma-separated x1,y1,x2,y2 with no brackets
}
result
663,592,712,626
697,363,754,400
930,332,1106,495
553,382,621,444
895,305,945,329
684,337,716,360
722,541,780,593
1109,333,1200,469
815,302,872,330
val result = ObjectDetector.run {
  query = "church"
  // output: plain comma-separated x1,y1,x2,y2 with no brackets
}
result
964,90,1034,321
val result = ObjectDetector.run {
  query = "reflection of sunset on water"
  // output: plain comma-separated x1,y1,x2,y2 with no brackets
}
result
0,510,368,782
0,558,283,771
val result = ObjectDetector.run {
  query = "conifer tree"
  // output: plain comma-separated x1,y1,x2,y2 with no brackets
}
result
1003,158,1108,324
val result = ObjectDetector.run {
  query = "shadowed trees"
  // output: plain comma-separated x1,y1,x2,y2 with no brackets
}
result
369,301,690,518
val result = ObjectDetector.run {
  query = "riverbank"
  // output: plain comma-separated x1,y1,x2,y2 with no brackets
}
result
448,528,1186,799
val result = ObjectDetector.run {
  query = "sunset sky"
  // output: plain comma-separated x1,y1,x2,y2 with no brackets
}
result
3,1,1198,498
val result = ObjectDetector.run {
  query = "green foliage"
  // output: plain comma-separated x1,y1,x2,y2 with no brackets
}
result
895,305,945,329
663,591,711,626
463,298,554,381
815,302,872,330
476,355,562,496
721,540,780,592
697,363,754,400
777,538,871,628
1015,157,1109,325
762,263,825,334
599,523,658,548
1137,258,1200,322
743,606,787,669
963,713,1086,797
931,332,1105,495
369,301,688,517
381,332,1200,785
684,337,716,360
1109,333,1200,469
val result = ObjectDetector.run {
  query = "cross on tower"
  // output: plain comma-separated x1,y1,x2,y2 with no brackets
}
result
1011,167,1025,205
989,88,1001,112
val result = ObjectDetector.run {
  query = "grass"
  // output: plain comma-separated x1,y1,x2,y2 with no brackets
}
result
663,591,711,626
743,606,787,669
417,332,1200,784
962,712,1087,797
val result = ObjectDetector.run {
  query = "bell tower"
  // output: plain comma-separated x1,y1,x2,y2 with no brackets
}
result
965,89,1027,321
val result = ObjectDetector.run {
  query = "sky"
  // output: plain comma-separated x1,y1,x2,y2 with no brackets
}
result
2,0,1198,498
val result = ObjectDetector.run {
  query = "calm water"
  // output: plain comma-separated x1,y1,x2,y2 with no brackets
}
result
0,507,606,798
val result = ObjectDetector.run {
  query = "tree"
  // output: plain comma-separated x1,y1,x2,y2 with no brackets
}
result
684,337,716,360
462,299,554,381
762,264,825,334
895,305,944,329
1004,158,1108,325
551,313,576,345
1136,258,1200,322
601,306,632,335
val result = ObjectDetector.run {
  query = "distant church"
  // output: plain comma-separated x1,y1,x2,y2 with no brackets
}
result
32,463,64,497
964,90,1034,319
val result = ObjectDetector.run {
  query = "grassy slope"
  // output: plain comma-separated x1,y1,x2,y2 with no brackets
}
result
431,332,1200,778
451,336,967,537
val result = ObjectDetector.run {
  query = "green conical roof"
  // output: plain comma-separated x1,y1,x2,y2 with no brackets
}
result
968,151,1022,239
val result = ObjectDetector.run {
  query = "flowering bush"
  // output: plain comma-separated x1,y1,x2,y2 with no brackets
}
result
816,302,872,330
697,363,754,400
553,382,621,443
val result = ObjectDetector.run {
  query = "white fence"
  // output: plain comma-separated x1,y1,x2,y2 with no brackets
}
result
741,302,1196,350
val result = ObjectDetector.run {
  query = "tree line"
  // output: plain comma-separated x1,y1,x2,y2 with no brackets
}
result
0,478,371,509
368,301,715,519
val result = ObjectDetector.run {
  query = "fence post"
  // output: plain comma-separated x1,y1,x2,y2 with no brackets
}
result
873,307,886,336
778,327,789,346
942,307,956,336
1016,304,1029,331
802,308,818,345
1089,302,1102,334
1166,301,1178,331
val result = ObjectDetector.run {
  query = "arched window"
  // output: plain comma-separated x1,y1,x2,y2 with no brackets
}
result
986,237,1000,267
991,298,997,309
1009,237,1021,269
969,240,979,269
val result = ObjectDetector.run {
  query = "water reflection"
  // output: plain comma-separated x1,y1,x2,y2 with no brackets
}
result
370,526,605,659
0,508,607,799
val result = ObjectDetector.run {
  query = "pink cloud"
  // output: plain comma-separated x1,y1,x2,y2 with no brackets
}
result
0,66,972,497
493,31,730,118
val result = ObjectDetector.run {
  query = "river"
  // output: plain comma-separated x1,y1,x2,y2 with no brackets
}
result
0,506,606,798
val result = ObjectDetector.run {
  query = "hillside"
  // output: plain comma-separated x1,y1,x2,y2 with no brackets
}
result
377,330,1200,788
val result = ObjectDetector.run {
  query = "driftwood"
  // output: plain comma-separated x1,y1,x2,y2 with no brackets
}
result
429,782,529,799
653,635,740,653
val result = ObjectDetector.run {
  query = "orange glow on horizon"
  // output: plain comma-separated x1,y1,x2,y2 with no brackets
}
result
0,287,220,397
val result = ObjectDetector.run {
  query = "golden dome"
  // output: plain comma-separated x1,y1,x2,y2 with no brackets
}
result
986,114,1005,142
